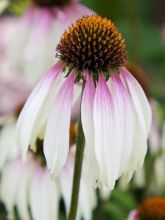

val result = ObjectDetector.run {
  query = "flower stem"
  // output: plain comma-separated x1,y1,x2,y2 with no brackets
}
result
68,116,85,220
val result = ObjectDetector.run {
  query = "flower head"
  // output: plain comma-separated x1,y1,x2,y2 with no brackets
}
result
138,197,165,220
16,15,152,189
6,0,94,86
0,123,96,220
129,198,165,220
57,15,127,74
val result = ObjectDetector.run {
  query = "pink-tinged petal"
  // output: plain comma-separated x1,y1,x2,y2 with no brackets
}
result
120,68,150,181
161,122,165,150
110,74,134,176
25,9,53,61
44,70,75,175
148,100,160,153
23,18,62,85
121,67,152,137
30,165,59,220
74,3,95,17
81,72,99,186
93,74,116,189
71,83,82,121
128,210,139,220
7,6,34,70
16,62,64,160
0,74,30,121
0,17,17,57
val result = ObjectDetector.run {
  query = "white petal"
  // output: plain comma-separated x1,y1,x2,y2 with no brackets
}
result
44,71,75,175
121,67,152,137
123,111,148,182
0,122,16,169
81,72,99,186
30,166,59,220
60,150,96,220
16,159,34,220
0,157,22,215
110,74,134,177
133,167,145,188
93,74,116,189
25,9,53,61
16,62,64,160
154,155,165,188
7,7,34,71
120,69,150,181
78,177,97,220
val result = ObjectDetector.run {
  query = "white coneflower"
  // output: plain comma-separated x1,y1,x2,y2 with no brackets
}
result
0,74,30,124
0,122,96,220
16,15,152,190
0,150,96,220
6,0,94,85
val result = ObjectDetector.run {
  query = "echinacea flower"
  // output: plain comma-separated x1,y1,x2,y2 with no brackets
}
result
0,124,96,220
16,15,152,190
6,0,94,85
0,74,30,124
128,197,165,220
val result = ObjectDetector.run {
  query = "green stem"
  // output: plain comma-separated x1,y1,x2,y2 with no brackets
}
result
67,116,85,220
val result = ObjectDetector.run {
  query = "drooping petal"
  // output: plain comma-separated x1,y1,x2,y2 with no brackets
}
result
133,167,145,188
0,122,16,169
120,68,151,181
25,9,53,61
60,148,96,220
16,61,64,160
81,72,99,186
122,110,148,182
93,74,116,189
0,157,22,216
16,157,34,220
154,154,165,188
30,165,59,220
24,18,63,86
78,177,97,220
121,67,152,137
44,70,75,176
7,6,34,71
110,74,134,177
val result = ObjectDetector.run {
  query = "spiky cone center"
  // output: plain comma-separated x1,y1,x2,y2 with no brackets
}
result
138,197,165,220
33,0,70,7
56,15,128,81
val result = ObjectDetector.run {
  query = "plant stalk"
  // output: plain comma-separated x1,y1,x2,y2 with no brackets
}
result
67,116,85,220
